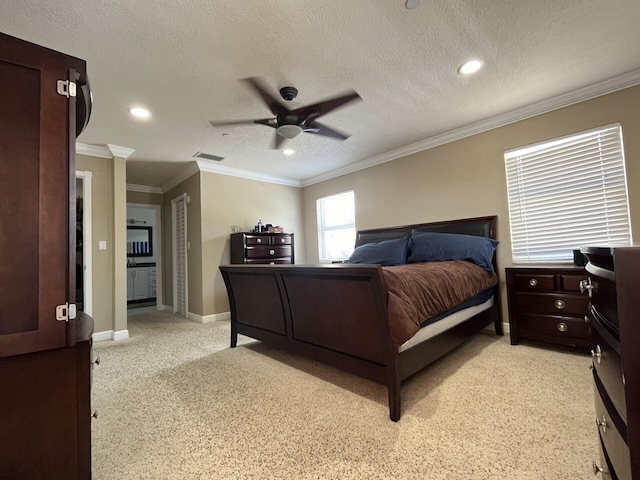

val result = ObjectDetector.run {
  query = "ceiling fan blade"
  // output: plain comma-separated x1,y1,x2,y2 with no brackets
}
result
293,91,361,121
209,118,277,129
272,131,287,150
242,77,289,116
305,121,350,140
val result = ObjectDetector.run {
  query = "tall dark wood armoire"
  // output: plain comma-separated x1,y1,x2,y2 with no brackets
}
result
0,32,93,479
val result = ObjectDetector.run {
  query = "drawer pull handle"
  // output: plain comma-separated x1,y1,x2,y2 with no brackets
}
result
269,249,275,255
592,460,606,476
91,411,99,420
579,278,597,297
557,322,568,332
270,262,275,265
595,415,607,434
281,238,285,243
554,299,565,310
591,345,602,364
256,238,262,243
529,278,537,286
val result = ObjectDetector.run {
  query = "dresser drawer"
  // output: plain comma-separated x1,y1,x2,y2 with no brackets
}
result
245,258,292,265
273,235,292,245
594,387,631,480
592,319,626,421
515,292,590,316
513,274,556,291
245,235,270,245
515,313,592,345
246,246,292,259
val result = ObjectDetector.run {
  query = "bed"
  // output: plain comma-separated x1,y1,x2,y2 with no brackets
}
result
219,215,503,421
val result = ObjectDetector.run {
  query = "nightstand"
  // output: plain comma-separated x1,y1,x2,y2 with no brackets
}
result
506,265,592,348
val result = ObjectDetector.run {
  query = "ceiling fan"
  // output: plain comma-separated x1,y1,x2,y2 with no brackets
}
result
209,77,362,149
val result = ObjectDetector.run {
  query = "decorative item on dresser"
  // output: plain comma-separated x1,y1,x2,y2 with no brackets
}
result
582,246,640,479
230,232,295,264
0,32,93,479
506,265,592,348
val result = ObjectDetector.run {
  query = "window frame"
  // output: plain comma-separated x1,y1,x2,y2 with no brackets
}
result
504,123,632,264
316,190,356,263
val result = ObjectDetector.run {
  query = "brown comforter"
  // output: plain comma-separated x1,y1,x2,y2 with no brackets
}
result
383,261,498,347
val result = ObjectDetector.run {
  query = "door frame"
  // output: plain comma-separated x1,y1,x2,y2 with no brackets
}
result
171,193,189,316
126,202,163,309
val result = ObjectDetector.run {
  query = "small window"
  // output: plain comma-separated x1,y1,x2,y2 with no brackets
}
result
316,191,356,263
504,123,632,263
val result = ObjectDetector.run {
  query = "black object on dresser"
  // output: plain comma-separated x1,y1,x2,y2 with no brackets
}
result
582,246,640,479
230,232,294,264
506,265,592,348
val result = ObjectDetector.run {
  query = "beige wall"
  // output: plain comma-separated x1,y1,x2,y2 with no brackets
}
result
200,171,304,316
76,154,115,334
302,84,640,320
163,173,202,314
127,190,163,205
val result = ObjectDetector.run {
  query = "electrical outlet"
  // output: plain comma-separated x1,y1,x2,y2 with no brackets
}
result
99,240,107,250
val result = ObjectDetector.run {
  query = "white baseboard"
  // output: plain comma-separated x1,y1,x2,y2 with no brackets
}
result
93,329,130,342
187,311,230,324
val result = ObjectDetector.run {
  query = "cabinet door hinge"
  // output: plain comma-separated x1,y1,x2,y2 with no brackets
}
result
56,80,76,98
56,303,77,321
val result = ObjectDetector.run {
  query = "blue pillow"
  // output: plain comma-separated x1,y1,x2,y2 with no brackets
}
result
407,232,498,272
347,236,409,266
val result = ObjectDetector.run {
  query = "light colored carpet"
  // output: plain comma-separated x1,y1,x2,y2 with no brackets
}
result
92,311,598,479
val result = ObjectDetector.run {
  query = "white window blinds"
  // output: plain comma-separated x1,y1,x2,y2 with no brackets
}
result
316,191,356,263
505,123,631,263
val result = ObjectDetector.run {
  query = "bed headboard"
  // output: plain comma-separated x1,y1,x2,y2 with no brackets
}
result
354,216,497,248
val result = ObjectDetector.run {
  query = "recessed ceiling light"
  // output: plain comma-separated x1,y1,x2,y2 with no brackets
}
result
283,149,295,155
457,60,484,75
129,107,151,119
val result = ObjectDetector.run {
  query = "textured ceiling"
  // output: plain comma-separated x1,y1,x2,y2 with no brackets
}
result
2,0,640,189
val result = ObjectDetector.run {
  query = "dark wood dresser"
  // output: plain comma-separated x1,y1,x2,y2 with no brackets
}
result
230,232,294,264
506,265,592,348
582,246,640,479
0,33,92,479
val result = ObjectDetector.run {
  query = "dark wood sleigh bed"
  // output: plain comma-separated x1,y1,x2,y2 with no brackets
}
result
220,216,503,421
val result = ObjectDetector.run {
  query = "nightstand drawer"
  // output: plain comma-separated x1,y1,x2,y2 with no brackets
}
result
513,274,556,291
245,235,270,245
516,313,591,345
560,274,588,292
515,292,590,316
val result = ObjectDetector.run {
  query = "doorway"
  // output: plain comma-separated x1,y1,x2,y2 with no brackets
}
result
75,171,93,316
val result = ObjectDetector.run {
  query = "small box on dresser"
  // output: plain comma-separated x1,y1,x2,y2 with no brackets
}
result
506,265,592,348
230,232,294,264
582,246,640,479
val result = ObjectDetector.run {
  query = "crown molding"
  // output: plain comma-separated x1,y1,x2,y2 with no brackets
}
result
196,160,301,188
159,162,200,193
301,69,640,186
76,142,135,160
107,144,135,159
127,184,163,194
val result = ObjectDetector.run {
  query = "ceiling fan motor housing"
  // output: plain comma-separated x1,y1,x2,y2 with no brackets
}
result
279,86,298,101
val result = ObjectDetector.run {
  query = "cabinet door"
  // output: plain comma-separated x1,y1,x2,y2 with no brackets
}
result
0,34,86,357
127,270,135,301
133,268,150,300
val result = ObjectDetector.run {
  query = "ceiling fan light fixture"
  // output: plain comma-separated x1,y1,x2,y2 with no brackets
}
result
276,124,303,139
457,59,484,75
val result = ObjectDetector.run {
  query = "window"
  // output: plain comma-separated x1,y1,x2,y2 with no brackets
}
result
316,191,356,263
505,124,631,263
